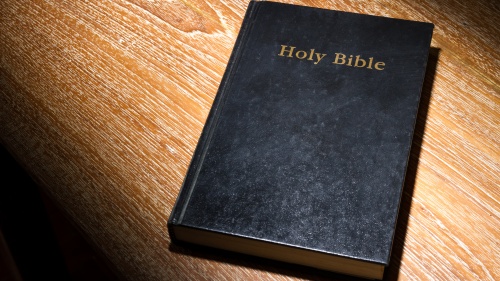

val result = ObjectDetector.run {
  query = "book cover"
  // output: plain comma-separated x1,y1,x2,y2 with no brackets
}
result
168,1,433,279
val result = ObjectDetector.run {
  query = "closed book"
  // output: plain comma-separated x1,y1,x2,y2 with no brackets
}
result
168,1,433,279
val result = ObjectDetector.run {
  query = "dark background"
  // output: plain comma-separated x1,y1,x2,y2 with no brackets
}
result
0,145,119,281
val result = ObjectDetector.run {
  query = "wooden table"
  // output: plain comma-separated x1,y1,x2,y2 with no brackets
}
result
1,0,498,280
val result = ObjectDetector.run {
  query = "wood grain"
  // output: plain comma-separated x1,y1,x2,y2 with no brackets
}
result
1,0,498,280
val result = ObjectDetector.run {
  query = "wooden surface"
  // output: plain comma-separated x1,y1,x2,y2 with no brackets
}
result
0,0,498,280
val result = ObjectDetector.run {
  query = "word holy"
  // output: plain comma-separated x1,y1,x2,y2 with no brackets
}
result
277,45,386,70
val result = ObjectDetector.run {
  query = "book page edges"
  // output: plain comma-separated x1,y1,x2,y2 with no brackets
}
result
173,225,385,280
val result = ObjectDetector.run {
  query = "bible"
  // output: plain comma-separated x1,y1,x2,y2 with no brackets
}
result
168,1,433,279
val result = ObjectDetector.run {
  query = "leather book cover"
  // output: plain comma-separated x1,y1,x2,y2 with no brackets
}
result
168,1,433,279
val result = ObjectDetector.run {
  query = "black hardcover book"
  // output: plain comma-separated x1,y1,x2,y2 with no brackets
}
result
168,1,433,279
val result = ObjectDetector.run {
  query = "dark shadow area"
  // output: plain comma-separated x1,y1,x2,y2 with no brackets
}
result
0,145,71,281
169,47,440,280
0,145,120,281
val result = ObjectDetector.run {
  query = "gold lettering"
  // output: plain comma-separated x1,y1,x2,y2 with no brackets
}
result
308,49,315,61
314,53,327,64
346,55,353,66
333,53,346,65
367,57,374,69
354,55,366,68
296,50,307,59
374,62,385,70
278,45,384,70
278,45,295,57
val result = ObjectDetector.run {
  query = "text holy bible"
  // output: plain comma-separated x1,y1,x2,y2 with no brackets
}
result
168,1,433,279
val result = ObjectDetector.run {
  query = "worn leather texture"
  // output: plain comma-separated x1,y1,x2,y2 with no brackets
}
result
169,1,433,266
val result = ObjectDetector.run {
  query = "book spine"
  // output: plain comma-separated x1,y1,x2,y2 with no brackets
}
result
168,1,261,233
